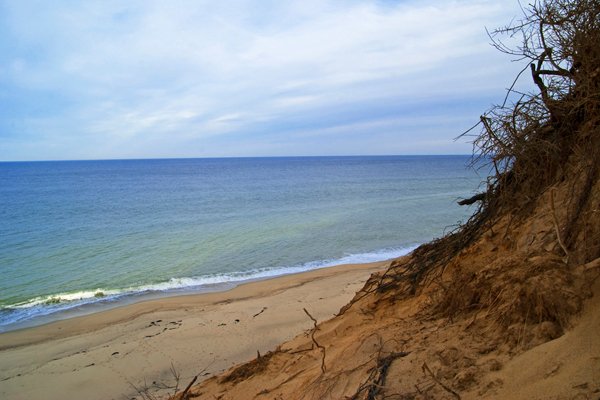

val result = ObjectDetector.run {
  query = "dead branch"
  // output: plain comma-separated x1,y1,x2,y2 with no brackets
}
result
303,308,326,373
457,193,486,206
129,379,160,400
180,375,197,400
170,362,181,396
366,352,409,400
349,335,410,400
253,307,267,318
421,362,461,400
350,351,410,399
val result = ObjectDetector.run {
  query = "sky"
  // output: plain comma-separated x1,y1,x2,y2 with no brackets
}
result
0,0,525,161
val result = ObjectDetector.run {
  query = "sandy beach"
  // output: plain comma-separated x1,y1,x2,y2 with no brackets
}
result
0,260,387,400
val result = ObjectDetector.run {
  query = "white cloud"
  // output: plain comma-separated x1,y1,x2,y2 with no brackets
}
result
0,0,523,160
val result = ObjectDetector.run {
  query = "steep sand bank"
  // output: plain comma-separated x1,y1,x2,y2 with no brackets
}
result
0,261,388,400
174,170,600,399
179,256,599,400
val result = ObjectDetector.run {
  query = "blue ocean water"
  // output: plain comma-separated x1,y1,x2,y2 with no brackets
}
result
0,156,483,331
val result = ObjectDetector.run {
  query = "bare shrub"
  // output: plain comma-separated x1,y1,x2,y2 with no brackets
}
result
378,0,600,296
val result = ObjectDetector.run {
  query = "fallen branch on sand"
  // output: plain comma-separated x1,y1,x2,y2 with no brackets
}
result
180,375,197,400
253,307,267,318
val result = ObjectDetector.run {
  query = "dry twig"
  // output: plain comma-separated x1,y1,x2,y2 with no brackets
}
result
421,362,461,400
350,336,410,400
303,308,326,373
180,375,197,400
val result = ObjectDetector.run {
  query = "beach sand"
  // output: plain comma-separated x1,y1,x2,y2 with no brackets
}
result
0,261,388,400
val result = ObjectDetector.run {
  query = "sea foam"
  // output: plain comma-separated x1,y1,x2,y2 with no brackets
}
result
0,245,417,331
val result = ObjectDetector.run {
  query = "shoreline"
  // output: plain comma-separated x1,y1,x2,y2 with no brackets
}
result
0,260,390,349
0,246,417,334
0,259,389,400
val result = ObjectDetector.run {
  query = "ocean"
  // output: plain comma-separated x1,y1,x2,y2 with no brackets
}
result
0,156,484,332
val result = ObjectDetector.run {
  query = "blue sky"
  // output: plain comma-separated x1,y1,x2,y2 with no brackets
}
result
0,0,523,161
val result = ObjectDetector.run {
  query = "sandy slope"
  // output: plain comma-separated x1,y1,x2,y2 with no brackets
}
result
177,257,599,400
489,271,600,399
176,176,600,399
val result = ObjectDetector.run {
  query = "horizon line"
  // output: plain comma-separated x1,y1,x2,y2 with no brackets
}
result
0,153,476,164
0,154,475,163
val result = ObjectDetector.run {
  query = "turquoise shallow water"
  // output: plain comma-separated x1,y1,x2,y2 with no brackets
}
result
0,156,484,331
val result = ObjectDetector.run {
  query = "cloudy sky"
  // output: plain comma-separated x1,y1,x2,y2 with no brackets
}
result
0,0,523,161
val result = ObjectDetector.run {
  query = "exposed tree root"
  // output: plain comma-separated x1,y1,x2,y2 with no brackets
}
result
303,308,326,373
